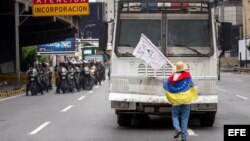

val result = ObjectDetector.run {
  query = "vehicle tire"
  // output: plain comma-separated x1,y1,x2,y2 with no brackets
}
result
199,112,216,127
61,81,67,93
218,60,221,81
117,114,133,126
68,80,74,93
30,82,37,96
85,80,90,90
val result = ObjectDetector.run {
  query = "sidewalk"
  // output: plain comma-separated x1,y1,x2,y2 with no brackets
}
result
220,57,238,72
219,57,250,74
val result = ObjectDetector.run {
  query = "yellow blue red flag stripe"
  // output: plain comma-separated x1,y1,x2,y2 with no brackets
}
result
163,71,198,105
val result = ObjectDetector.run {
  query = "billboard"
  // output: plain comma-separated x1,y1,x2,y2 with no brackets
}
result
32,0,89,17
84,54,104,62
37,38,76,54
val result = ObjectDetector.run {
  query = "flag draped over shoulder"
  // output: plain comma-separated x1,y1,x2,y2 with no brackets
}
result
163,71,198,105
133,34,170,70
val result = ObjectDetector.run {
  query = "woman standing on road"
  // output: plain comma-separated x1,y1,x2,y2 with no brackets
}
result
163,61,198,141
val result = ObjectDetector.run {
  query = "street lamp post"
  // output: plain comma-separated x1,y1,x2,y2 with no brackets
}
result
242,5,248,68
15,1,20,84
81,24,96,39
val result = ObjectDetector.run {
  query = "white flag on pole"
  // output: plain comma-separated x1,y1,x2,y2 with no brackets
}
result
133,34,171,70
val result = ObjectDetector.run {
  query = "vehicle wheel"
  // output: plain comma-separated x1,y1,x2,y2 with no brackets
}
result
30,83,36,96
117,114,132,126
90,85,93,90
199,112,216,127
31,90,36,96
218,60,221,81
61,81,67,93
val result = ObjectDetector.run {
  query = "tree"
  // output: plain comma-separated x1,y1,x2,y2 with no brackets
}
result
21,46,37,71
21,46,48,71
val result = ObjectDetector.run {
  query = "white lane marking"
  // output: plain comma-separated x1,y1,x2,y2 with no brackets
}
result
216,87,226,92
88,90,93,93
60,105,74,112
29,122,50,135
0,94,24,102
95,86,99,89
236,95,248,100
78,96,86,101
187,128,198,136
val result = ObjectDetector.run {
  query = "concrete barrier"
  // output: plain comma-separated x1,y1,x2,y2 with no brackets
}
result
233,67,250,73
0,72,57,98
0,88,24,98
0,73,26,98
0,73,28,84
0,72,56,85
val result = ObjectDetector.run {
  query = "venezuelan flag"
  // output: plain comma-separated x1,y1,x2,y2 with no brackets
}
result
163,71,198,105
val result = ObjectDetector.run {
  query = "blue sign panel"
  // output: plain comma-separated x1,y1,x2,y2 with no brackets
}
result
141,2,158,9
37,38,76,54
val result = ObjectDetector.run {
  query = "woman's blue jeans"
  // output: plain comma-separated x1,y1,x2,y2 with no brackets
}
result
172,104,191,140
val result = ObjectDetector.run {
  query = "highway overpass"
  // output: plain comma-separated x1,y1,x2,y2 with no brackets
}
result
0,0,79,73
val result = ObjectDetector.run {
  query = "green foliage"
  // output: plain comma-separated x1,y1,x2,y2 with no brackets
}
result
22,46,36,58
21,46,48,71
37,55,48,63
22,46,37,66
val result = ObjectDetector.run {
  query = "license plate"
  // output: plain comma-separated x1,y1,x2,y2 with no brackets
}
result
62,76,66,79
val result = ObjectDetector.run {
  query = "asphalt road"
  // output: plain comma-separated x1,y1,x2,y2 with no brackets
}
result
0,72,250,141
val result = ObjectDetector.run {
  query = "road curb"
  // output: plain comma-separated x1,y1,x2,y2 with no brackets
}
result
0,88,24,98
233,67,250,72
